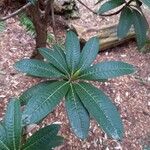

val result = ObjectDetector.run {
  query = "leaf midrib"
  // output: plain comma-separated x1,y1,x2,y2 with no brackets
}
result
21,62,65,78
70,84,85,136
43,50,69,77
79,39,95,71
0,140,10,150
24,81,69,121
22,132,54,150
76,83,117,133
79,67,133,78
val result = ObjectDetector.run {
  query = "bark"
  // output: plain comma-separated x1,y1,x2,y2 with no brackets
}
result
27,2,48,59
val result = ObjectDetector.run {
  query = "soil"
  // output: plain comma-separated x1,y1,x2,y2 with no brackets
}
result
0,0,150,150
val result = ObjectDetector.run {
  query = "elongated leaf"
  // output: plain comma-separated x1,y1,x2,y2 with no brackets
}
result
38,46,69,76
98,0,124,14
19,80,56,106
22,81,69,125
0,123,9,150
132,8,149,49
74,82,123,140
79,61,135,81
65,84,90,139
77,37,99,71
141,0,150,8
15,59,65,78
4,99,22,150
22,124,63,150
65,31,80,73
117,7,133,39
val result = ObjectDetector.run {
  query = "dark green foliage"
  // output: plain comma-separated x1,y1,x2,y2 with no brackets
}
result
15,31,135,140
4,99,22,150
65,31,80,74
74,82,123,140
79,61,135,81
78,37,99,71
0,99,63,150
97,0,150,49
118,6,149,49
15,59,65,78
131,8,149,49
21,124,63,150
98,0,124,14
22,81,69,125
65,84,90,139
117,7,133,39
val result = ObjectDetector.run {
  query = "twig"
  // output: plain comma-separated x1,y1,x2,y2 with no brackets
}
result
0,2,32,21
76,0,97,14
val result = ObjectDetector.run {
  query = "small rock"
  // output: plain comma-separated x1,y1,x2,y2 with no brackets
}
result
105,52,109,56
121,54,126,57
125,92,129,97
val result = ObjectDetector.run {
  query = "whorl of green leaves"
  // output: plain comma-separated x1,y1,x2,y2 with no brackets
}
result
15,31,135,140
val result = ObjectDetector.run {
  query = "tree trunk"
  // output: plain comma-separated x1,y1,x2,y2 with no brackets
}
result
31,20,47,59
28,3,48,59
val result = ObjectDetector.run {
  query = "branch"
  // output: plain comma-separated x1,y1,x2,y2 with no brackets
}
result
76,0,97,14
76,0,134,17
0,2,32,21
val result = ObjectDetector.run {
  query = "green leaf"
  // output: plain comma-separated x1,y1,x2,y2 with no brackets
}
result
98,0,124,14
74,82,124,140
79,61,135,81
117,7,133,39
15,59,65,78
65,84,90,139
38,45,69,76
4,99,22,150
141,0,150,8
0,21,5,33
22,124,63,150
22,81,69,125
132,8,149,49
0,123,9,150
65,31,80,73
77,37,99,71
19,80,56,106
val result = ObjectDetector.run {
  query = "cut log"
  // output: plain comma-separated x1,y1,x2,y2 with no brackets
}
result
72,24,136,51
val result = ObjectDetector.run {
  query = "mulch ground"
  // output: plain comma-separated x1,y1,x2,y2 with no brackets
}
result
0,0,150,149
